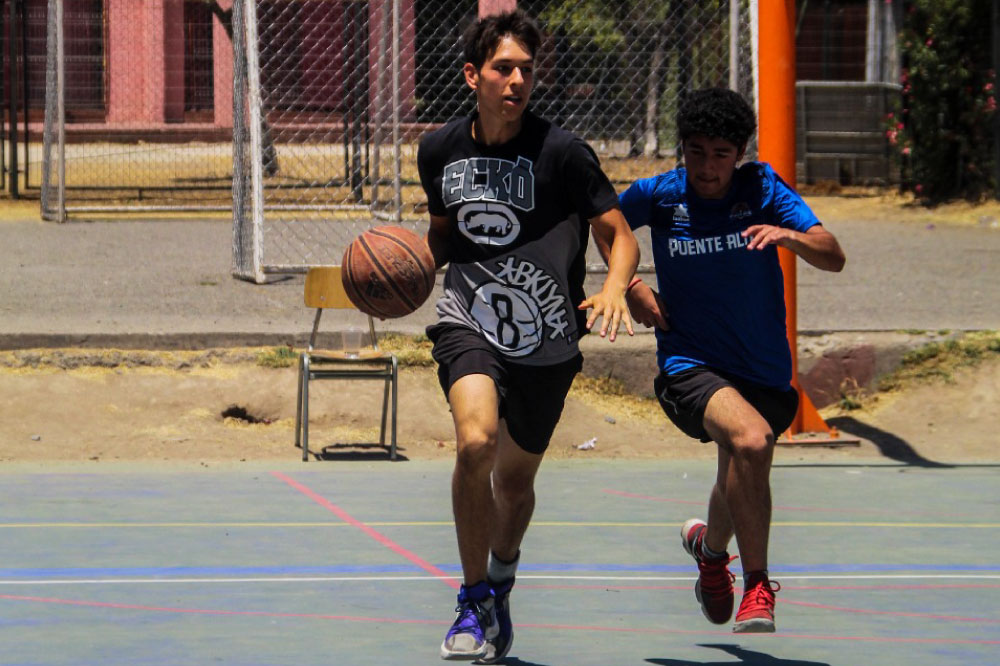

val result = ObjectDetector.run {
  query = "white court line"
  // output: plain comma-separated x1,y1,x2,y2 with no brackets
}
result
0,573,998,586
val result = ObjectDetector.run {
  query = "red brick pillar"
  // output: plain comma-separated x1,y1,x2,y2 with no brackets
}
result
162,0,185,123
106,0,184,124
213,0,234,127
479,0,516,18
368,0,417,122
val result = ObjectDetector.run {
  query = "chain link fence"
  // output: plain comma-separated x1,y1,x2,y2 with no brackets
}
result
31,1,756,278
41,0,235,221
233,0,756,280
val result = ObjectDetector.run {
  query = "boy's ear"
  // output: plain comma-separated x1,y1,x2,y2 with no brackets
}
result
463,63,479,91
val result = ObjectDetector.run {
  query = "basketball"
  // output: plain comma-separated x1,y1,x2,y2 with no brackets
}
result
341,226,436,319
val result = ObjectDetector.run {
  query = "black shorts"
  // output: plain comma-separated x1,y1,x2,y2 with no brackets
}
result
653,366,799,444
427,324,582,455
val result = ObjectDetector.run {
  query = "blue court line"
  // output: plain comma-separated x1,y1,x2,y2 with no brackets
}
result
0,563,996,579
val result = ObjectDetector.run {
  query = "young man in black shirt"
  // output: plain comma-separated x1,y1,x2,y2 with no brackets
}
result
417,9,640,662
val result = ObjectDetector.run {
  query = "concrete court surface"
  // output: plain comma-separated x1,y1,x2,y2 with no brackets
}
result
0,459,996,665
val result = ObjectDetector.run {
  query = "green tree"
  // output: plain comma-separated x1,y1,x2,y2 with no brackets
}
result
536,0,728,157
894,0,995,202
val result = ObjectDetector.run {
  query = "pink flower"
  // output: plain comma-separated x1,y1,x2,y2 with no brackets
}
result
925,38,933,47
915,184,924,193
986,82,995,92
896,122,904,130
902,147,911,155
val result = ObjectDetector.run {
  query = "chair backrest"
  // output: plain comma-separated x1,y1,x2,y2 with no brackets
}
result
303,266,379,352
304,266,354,309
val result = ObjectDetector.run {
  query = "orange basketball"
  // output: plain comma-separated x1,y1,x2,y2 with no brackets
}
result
341,226,436,319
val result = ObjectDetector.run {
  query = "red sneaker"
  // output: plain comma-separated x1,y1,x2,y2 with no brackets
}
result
733,571,781,633
680,518,736,624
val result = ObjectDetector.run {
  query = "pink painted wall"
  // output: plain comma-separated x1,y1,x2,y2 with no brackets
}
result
369,0,417,122
104,0,419,127
479,0,517,18
162,0,185,122
106,0,184,124
213,0,234,127
106,0,156,123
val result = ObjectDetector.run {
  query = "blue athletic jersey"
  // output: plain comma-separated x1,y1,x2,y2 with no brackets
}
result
619,162,820,389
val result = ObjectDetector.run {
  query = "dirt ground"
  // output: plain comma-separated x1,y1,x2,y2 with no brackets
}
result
1,190,997,466
0,344,995,466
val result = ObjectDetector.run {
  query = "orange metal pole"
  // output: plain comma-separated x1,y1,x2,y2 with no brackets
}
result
756,0,829,435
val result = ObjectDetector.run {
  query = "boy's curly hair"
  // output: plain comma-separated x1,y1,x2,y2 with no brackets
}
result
462,9,541,69
677,88,757,149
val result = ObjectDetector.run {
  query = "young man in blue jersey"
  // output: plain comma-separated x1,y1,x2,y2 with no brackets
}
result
607,88,845,633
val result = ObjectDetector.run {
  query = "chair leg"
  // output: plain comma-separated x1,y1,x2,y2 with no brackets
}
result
294,354,305,454
379,374,390,448
390,357,398,461
301,358,311,462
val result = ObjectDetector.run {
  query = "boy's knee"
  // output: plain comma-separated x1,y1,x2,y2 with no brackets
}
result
455,428,497,470
729,426,774,461
493,468,535,504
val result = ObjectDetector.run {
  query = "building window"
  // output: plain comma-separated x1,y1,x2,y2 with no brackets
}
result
184,0,214,118
796,0,868,81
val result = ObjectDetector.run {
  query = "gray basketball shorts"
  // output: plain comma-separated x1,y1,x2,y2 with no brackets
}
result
427,323,582,455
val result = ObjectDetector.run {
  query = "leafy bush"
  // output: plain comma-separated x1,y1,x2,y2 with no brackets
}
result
892,0,996,202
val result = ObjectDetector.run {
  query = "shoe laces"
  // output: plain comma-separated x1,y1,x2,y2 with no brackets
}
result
740,577,781,612
450,599,492,638
697,553,737,595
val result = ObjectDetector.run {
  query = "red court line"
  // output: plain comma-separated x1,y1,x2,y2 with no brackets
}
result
0,594,443,625
600,488,966,518
602,489,705,506
785,583,1000,591
781,598,1000,624
521,584,1000,623
270,471,459,590
522,583,1000,592
2,593,998,646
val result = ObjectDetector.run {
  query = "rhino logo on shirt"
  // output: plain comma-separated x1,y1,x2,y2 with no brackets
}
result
466,211,512,236
457,202,520,246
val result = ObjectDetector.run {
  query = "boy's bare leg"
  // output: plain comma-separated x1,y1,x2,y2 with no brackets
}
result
448,373,501,585
703,387,775,573
704,447,735,554
490,420,543,562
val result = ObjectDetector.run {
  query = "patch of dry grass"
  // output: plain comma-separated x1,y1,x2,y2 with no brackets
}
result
569,374,663,424
833,330,1000,412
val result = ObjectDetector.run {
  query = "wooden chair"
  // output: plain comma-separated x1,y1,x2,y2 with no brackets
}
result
294,266,398,461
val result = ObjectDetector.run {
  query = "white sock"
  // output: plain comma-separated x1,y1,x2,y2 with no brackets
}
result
487,550,519,583
701,540,727,560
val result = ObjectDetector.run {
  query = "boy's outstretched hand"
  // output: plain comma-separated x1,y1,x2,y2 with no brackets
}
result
743,223,846,272
625,281,669,331
742,224,796,250
578,285,635,342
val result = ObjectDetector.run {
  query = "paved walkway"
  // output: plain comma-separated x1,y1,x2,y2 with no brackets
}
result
1,211,998,348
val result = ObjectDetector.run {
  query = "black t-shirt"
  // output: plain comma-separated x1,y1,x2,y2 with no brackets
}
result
417,110,619,365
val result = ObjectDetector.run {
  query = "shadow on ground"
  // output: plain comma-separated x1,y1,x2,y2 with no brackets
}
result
648,642,831,666
301,442,408,462
825,416,954,468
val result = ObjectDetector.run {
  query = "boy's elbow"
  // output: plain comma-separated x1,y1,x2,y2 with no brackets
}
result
829,252,846,272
